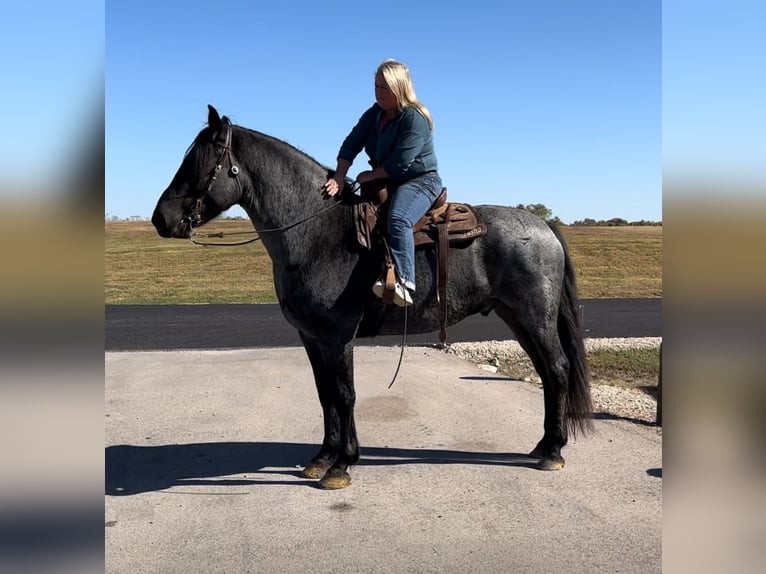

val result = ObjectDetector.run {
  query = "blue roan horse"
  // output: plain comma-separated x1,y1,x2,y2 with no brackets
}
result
152,105,593,489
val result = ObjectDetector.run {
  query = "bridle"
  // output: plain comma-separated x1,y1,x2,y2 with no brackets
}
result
184,123,241,230
184,122,343,247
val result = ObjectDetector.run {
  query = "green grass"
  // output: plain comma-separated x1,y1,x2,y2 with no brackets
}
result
587,347,660,393
497,346,661,394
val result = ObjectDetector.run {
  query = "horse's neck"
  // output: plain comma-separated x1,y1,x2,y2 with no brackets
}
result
237,130,348,264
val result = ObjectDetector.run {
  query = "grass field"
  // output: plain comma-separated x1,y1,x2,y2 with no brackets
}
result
105,220,662,304
106,220,276,304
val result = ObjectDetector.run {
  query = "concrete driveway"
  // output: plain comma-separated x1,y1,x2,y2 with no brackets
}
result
105,346,661,573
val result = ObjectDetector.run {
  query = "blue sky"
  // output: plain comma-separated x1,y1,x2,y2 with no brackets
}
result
104,0,661,223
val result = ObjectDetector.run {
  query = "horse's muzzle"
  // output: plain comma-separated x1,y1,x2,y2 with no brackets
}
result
151,208,173,238
152,207,191,239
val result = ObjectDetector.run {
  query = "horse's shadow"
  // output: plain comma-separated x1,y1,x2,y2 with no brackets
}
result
105,442,539,495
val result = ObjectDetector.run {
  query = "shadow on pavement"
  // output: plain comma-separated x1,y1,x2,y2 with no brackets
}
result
106,442,540,495
593,411,659,428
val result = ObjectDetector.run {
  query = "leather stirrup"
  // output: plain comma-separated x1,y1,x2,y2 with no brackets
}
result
382,263,397,305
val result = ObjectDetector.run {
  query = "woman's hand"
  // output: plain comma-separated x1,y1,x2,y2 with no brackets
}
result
322,176,344,197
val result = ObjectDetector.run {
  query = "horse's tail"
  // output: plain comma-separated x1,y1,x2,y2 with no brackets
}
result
549,223,594,438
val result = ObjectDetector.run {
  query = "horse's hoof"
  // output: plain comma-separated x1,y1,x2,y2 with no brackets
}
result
537,456,565,471
319,469,352,490
302,462,331,479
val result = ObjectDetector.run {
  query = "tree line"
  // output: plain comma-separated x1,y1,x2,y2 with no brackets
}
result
514,204,661,226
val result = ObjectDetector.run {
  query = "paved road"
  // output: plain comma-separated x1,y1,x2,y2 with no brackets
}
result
106,346,662,573
106,298,662,572
106,298,660,350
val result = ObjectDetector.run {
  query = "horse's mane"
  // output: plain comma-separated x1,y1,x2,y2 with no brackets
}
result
233,124,328,172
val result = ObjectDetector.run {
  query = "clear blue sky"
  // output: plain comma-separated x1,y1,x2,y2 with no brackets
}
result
105,0,661,224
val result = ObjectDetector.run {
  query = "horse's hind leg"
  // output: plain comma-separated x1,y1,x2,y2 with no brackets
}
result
494,303,569,470
299,333,359,489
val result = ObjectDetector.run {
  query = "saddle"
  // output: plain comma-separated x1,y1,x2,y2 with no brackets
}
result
354,185,488,344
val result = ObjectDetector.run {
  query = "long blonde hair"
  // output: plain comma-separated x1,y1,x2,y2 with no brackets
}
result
376,59,434,130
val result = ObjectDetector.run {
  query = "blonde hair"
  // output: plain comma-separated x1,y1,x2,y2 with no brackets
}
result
376,59,434,130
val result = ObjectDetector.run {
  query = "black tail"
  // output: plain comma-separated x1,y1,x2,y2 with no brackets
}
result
549,223,594,437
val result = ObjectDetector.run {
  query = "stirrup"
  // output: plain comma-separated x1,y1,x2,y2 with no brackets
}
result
372,265,412,306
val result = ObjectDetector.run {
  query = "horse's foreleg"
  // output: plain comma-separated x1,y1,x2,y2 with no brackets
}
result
300,333,340,478
319,342,359,489
299,335,359,488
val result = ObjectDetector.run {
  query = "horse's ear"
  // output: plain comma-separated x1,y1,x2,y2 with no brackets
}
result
207,105,222,131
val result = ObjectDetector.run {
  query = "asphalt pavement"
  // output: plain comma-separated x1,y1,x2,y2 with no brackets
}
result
105,298,661,350
105,345,662,573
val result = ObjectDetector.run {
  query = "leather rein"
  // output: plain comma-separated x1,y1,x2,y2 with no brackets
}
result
186,124,341,247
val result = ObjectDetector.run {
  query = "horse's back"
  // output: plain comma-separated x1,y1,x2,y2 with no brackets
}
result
473,205,559,238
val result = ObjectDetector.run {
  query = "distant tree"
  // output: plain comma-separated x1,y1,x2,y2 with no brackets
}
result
629,219,662,226
515,203,554,221
571,217,660,227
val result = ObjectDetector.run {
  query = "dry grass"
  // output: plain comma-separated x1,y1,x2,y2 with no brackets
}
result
105,220,277,304
105,221,662,304
559,226,662,299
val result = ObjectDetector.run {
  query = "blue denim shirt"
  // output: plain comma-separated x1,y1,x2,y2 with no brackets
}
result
338,103,438,184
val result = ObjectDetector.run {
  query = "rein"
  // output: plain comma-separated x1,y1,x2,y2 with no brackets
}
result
189,200,342,247
186,123,342,246
387,305,407,389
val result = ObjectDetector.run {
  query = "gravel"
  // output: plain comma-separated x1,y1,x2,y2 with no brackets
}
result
445,337,662,428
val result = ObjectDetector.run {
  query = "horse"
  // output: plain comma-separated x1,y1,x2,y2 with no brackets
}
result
152,105,593,489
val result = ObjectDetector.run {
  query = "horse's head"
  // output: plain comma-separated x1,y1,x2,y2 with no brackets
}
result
152,105,243,238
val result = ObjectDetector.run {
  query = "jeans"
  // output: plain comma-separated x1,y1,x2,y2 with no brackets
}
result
387,171,442,292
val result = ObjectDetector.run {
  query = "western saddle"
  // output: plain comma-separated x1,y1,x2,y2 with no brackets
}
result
353,183,487,344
